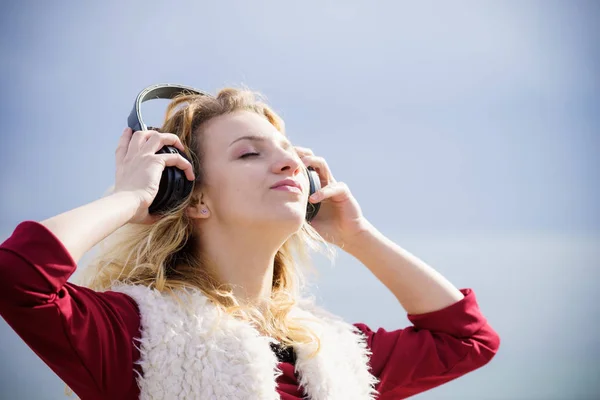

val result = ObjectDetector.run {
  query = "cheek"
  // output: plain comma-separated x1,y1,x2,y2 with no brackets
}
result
208,164,267,209
224,173,263,205
300,174,311,197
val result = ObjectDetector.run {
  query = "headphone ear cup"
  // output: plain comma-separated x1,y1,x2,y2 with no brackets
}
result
149,146,194,214
305,167,321,222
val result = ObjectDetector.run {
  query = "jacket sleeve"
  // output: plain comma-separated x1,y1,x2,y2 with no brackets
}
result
0,221,142,400
354,289,500,399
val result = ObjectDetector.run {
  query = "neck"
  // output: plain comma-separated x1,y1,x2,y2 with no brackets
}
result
197,222,290,307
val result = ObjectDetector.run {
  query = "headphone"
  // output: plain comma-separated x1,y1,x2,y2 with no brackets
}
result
127,83,321,222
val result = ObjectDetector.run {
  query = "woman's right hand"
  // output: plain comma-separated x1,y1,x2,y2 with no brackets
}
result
114,128,195,224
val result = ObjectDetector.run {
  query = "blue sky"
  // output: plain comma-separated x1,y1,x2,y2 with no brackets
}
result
0,1,598,398
1,1,597,234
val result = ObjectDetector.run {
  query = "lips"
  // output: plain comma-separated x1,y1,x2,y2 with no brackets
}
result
271,178,302,191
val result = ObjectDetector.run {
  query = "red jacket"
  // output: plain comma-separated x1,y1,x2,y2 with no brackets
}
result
0,221,499,399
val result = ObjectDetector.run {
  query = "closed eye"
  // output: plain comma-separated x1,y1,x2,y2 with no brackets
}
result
240,152,260,159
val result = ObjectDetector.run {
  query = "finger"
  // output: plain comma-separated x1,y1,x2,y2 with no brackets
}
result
129,129,155,152
300,155,334,184
158,153,196,181
294,146,314,156
144,132,186,154
309,181,349,203
115,128,133,164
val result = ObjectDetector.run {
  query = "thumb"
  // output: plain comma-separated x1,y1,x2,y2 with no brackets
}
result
309,182,348,203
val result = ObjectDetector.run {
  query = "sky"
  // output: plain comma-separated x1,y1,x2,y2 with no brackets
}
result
0,1,598,399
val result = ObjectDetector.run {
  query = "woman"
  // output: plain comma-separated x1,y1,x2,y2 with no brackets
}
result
0,88,499,400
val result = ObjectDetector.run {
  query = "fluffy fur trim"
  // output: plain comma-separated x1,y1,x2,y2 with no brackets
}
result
111,284,379,400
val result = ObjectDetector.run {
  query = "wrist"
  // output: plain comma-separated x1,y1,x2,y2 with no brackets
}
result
341,218,379,254
109,190,144,223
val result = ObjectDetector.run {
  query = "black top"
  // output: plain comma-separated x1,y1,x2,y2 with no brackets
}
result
270,342,297,365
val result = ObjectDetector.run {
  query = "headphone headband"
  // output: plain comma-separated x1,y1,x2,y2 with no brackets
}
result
127,83,211,132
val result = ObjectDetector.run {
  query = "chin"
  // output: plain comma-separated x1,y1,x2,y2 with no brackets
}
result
265,205,306,227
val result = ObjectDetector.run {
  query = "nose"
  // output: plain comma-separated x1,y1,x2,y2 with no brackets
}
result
272,149,303,177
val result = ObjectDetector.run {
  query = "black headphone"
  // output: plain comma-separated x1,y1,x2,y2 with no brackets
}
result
127,83,321,222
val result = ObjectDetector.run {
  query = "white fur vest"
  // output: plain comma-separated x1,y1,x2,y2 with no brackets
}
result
111,284,379,400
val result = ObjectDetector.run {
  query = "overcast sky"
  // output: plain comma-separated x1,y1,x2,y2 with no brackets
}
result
0,1,598,399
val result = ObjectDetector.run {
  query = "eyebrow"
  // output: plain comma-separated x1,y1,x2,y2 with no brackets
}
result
229,135,293,149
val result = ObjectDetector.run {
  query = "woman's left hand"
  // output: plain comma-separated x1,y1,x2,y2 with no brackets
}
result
296,146,372,248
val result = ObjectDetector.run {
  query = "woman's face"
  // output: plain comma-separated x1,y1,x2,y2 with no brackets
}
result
199,110,309,229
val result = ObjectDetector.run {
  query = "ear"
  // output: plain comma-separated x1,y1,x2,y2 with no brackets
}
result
186,193,211,220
